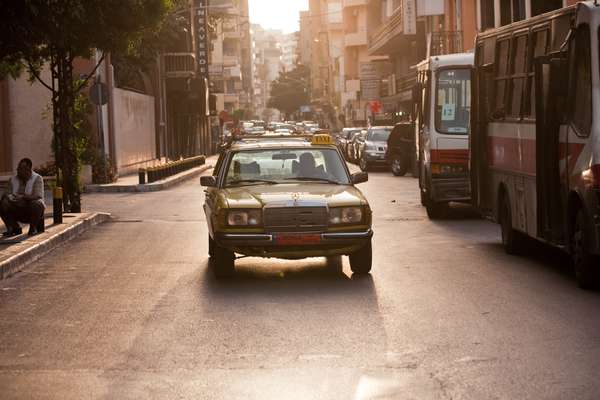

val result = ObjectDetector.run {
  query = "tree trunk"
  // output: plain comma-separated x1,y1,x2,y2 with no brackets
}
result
51,49,81,213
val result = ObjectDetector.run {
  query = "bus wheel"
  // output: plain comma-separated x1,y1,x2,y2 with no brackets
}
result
211,243,235,279
349,241,372,274
499,192,522,255
571,208,598,289
391,156,407,176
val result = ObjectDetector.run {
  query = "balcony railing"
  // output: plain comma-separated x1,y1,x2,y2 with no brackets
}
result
163,53,196,78
342,0,368,8
368,8,403,55
430,31,464,56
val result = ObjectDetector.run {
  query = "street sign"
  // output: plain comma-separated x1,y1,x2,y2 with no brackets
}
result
89,82,108,106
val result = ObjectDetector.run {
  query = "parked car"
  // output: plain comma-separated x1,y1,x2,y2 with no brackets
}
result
337,127,363,156
386,122,416,176
357,126,393,171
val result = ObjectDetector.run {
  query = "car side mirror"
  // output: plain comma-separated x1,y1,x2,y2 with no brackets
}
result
200,176,217,187
351,172,368,185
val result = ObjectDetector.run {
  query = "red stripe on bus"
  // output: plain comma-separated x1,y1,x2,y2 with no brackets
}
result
487,136,536,175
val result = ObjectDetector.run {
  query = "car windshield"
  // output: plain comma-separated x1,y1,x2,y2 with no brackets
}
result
368,129,391,141
224,148,350,186
435,68,471,134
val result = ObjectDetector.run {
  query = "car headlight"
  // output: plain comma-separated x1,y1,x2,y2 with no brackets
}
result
329,207,363,225
227,209,262,226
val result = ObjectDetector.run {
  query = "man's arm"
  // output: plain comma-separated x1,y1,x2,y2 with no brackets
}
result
23,175,43,201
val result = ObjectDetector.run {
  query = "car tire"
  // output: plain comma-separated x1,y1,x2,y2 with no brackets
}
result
349,241,372,274
208,235,215,258
499,191,523,255
426,201,447,220
212,242,235,278
571,208,599,289
391,156,407,176
359,157,369,172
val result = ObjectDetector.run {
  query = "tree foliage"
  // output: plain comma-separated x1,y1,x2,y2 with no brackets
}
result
0,0,175,211
267,65,310,119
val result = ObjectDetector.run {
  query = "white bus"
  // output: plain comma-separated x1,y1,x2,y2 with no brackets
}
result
413,53,474,219
470,2,600,288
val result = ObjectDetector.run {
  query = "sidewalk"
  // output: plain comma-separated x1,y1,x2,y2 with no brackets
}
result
0,212,110,279
85,155,217,193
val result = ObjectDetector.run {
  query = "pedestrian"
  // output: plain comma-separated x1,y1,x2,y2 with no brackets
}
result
0,158,45,236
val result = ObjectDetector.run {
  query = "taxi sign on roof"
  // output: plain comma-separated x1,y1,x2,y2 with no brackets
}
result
311,133,333,145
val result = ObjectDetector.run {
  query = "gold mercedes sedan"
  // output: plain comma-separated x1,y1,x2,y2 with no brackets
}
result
200,134,373,278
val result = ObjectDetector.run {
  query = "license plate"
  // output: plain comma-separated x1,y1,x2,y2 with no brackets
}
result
275,233,321,245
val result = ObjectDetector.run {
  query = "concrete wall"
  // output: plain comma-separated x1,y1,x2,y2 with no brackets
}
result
7,68,54,173
112,88,156,174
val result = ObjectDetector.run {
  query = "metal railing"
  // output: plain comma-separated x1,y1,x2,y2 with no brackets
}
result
368,8,403,53
163,53,196,78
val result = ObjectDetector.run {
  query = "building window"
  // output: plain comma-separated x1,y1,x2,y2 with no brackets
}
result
481,0,495,30
531,0,564,17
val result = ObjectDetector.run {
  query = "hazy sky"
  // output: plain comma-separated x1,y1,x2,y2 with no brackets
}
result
248,0,309,33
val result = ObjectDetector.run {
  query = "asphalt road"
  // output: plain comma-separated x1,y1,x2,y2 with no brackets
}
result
1,165,599,399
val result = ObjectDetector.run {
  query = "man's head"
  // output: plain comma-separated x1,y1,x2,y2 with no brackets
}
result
17,158,33,181
298,152,316,175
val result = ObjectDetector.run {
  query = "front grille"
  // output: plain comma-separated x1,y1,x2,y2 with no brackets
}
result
263,206,328,232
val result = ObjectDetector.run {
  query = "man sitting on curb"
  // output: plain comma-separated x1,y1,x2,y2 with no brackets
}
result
1,158,45,237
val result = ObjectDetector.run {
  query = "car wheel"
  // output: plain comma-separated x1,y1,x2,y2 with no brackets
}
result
208,235,215,258
359,157,369,172
571,208,599,289
391,156,407,176
349,241,372,274
426,201,447,220
211,242,235,278
499,191,523,255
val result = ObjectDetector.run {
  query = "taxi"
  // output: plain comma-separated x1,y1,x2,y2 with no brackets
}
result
201,133,373,278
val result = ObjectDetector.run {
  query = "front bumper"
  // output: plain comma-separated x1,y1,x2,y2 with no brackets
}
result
431,177,470,203
215,229,373,259
364,152,388,164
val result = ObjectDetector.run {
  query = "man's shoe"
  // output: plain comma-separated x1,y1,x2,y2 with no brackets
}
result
2,227,22,237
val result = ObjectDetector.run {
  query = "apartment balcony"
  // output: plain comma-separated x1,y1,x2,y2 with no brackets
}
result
342,0,368,8
222,54,241,67
345,30,368,47
223,30,243,40
430,31,464,56
368,8,404,56
163,53,196,79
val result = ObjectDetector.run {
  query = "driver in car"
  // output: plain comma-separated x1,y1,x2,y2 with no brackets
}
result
297,152,329,180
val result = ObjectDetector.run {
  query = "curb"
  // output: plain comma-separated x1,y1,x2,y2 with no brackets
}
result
0,212,111,280
84,164,212,193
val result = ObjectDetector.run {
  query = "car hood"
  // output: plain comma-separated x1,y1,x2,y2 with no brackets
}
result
221,183,368,208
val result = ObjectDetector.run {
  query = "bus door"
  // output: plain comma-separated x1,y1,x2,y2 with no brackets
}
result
534,55,566,243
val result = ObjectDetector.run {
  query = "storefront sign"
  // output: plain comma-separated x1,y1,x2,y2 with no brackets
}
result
404,0,417,35
417,0,445,16
195,0,209,79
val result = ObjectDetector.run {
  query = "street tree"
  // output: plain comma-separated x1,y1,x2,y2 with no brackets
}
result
267,65,310,120
0,0,175,212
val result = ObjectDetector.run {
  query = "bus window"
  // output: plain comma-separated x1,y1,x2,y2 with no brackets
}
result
524,28,549,117
568,24,591,137
509,34,528,118
494,39,510,117
435,68,471,134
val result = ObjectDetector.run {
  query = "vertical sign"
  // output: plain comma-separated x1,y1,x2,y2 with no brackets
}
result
195,0,209,79
404,0,417,35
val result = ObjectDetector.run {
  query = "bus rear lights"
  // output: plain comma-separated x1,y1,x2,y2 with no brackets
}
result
432,163,467,177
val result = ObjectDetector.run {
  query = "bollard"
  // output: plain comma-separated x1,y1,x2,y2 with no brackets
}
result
138,168,146,185
53,186,63,224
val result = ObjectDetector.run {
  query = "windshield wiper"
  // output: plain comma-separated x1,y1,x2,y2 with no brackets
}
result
284,177,341,184
227,179,278,186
